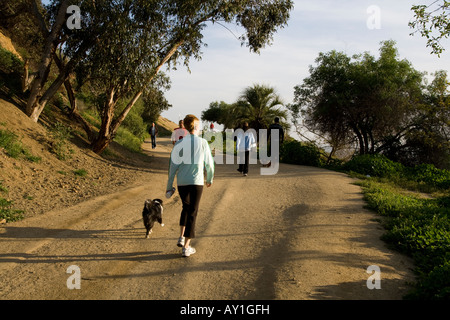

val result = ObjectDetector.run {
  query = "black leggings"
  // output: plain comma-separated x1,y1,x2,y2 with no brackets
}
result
178,185,204,239
238,150,250,174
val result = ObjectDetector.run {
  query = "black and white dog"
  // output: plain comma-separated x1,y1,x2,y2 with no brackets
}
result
142,199,164,238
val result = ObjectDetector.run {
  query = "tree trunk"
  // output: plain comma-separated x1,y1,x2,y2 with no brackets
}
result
362,131,369,155
26,0,69,121
27,71,67,122
369,130,375,154
91,135,114,154
64,80,96,142
89,88,117,154
52,52,96,141
22,59,35,93
351,124,365,155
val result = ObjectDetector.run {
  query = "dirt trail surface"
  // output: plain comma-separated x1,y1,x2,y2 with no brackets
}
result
0,137,415,300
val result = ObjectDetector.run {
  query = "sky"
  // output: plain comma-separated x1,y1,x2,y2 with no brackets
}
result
160,0,450,131
41,0,450,132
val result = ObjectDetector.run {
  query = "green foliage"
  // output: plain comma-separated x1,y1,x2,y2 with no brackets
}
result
58,0,292,153
0,198,24,222
113,127,143,153
73,169,88,177
0,46,23,74
0,46,24,97
280,139,323,167
407,164,450,190
203,84,289,131
291,41,450,168
80,109,145,153
0,128,41,162
358,179,450,299
0,182,24,222
410,1,450,56
202,101,234,129
344,154,403,178
48,121,74,160
122,111,147,140
343,154,450,192
236,84,288,130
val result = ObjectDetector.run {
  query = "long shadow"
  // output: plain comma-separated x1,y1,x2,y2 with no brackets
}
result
239,202,411,300
309,278,411,300
0,250,181,265
0,226,144,240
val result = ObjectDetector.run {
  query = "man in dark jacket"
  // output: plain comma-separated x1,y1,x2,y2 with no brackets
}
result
269,117,284,145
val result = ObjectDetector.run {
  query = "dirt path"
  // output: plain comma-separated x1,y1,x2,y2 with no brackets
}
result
0,137,415,300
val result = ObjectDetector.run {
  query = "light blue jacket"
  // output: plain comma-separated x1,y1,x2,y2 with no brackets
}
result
167,134,215,190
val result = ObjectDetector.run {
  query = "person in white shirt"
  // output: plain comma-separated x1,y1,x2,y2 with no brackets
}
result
171,120,189,145
236,122,256,176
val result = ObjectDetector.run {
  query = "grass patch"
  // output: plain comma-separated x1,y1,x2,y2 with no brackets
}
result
356,177,449,300
0,128,41,163
0,182,24,222
73,169,88,177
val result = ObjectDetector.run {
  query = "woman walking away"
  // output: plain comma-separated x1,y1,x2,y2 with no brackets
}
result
166,114,215,257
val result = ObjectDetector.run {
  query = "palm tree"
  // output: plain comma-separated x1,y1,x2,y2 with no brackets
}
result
235,84,288,130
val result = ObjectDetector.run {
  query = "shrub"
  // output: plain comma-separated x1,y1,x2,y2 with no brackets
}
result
0,47,24,97
122,112,147,140
114,127,142,153
343,154,403,178
0,47,23,74
280,140,323,167
406,164,450,190
407,259,450,300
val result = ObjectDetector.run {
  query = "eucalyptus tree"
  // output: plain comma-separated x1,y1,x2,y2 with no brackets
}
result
26,0,294,153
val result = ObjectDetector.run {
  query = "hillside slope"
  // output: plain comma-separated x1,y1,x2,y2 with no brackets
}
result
0,98,176,219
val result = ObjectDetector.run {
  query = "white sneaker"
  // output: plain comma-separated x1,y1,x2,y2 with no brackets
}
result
177,237,185,247
182,246,196,257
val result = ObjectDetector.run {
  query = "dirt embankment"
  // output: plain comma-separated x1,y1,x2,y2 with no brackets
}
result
0,98,176,218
